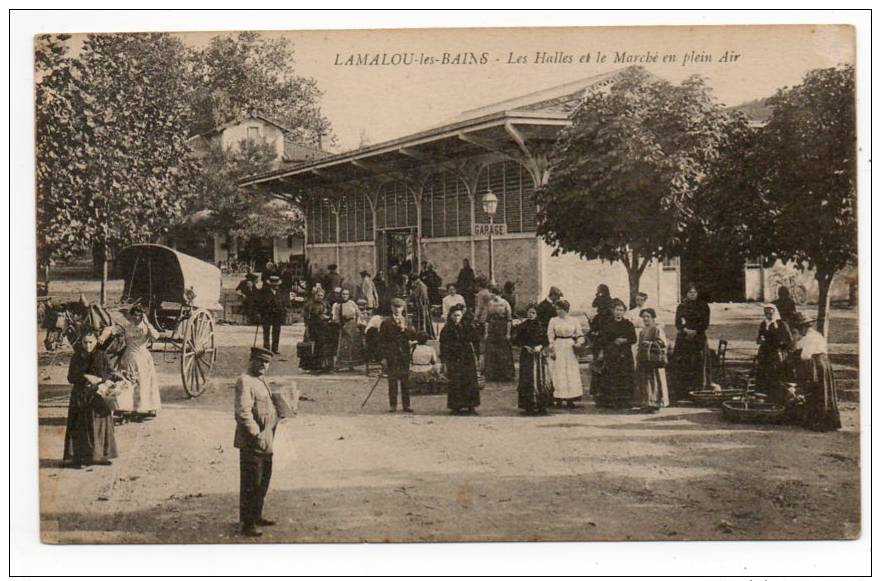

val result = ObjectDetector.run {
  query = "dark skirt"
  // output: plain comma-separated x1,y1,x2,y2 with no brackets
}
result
446,351,481,411
517,349,553,413
594,346,636,409
798,353,841,432
302,321,334,370
484,318,514,381
63,384,117,465
671,332,711,399
756,344,787,403
413,302,436,340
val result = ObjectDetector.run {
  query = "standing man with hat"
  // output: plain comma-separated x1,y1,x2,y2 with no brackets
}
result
379,297,416,413
234,347,279,537
258,275,287,355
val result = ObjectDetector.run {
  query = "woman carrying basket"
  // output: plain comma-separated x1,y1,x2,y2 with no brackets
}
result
634,308,669,412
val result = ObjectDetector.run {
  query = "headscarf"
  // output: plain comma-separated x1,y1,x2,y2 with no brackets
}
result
762,303,782,325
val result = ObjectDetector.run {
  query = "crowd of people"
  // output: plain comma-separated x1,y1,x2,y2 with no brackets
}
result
61,257,842,473
56,257,844,539
235,257,836,430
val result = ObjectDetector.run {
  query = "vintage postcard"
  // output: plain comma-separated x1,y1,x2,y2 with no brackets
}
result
34,23,859,545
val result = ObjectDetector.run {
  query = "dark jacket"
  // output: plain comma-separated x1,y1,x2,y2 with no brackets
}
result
456,267,475,295
379,315,415,372
536,299,557,331
257,287,288,321
420,269,443,304
324,272,343,292
675,300,711,336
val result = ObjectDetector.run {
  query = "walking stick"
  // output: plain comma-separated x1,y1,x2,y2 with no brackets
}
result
360,372,385,409
252,320,260,348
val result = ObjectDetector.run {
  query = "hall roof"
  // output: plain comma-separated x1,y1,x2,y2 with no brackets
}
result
238,68,627,196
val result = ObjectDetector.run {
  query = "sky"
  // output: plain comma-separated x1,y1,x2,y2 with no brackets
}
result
76,25,854,153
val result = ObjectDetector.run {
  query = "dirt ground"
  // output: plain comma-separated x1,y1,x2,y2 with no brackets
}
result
38,307,861,544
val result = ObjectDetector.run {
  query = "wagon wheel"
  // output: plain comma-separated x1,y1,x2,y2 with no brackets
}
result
180,309,216,397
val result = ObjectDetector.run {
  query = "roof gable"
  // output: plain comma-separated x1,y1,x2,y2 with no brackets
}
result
196,113,293,139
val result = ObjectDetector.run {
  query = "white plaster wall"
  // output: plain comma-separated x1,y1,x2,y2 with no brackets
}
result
744,267,764,301
221,120,285,160
540,241,680,312
273,236,305,263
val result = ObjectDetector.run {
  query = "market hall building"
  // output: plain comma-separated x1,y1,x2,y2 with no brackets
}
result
241,68,851,312
238,69,682,312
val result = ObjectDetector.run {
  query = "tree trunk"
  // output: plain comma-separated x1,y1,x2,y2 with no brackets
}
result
815,268,835,337
100,255,108,306
37,260,51,296
624,252,651,309
627,267,642,309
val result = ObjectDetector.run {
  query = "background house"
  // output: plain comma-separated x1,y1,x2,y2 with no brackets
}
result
171,113,328,270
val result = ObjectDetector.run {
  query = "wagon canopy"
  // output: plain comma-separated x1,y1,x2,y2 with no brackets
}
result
116,244,222,310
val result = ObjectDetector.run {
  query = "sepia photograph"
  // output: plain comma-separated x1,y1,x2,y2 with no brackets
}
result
24,14,864,558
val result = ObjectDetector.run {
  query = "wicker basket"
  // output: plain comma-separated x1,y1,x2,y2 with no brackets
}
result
721,400,786,424
689,389,751,407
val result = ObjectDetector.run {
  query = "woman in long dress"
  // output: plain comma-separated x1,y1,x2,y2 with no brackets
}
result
483,286,515,381
547,300,585,409
117,305,161,419
63,332,118,467
373,271,390,315
409,274,436,340
635,308,669,412
789,313,841,431
588,284,614,349
440,305,481,414
514,303,553,415
756,303,793,402
594,299,637,409
332,288,364,370
671,283,712,402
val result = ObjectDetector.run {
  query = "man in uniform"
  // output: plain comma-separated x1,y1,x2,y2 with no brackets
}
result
257,275,287,355
234,347,279,537
379,297,415,413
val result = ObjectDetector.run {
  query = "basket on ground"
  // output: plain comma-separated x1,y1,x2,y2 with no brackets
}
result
721,400,786,424
689,389,755,407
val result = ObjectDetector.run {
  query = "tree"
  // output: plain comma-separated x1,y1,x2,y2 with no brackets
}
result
188,31,333,145
704,66,856,336
35,34,85,290
182,138,304,245
537,67,739,307
35,33,202,303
